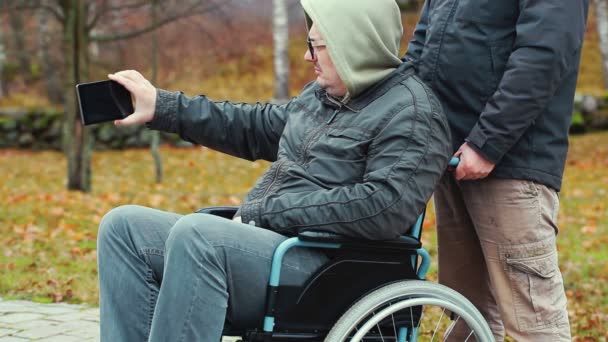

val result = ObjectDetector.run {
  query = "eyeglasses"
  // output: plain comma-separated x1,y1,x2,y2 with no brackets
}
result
307,37,326,59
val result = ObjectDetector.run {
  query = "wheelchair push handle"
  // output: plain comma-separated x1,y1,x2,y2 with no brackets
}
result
447,156,460,171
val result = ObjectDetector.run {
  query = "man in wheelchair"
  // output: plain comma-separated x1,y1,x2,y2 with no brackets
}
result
98,0,461,341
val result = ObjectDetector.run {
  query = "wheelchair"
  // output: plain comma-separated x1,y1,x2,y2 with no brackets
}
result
201,158,492,342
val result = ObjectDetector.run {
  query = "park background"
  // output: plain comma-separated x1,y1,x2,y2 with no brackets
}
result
0,0,606,340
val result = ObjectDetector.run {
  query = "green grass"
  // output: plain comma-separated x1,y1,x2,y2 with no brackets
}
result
557,133,608,340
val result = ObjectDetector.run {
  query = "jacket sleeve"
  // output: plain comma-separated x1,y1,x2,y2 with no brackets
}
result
404,0,430,63
240,106,451,241
147,89,291,162
465,0,588,163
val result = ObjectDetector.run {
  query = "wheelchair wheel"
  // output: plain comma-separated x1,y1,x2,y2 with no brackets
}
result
325,280,493,342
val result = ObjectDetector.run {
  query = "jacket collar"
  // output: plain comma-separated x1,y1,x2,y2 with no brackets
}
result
313,61,415,112
346,61,415,111
314,88,359,111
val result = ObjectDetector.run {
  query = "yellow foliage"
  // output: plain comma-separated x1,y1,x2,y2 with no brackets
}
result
0,92,59,110
165,11,605,101
577,6,607,95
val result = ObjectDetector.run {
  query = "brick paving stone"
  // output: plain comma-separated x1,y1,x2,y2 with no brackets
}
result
0,329,18,338
12,324,68,340
37,334,85,342
53,303,88,310
80,315,100,323
44,312,97,323
26,306,78,316
65,329,100,340
0,313,44,324
66,331,100,339
44,335,91,342
9,319,59,330
0,337,29,342
0,303,43,314
57,321,100,340
0,298,102,341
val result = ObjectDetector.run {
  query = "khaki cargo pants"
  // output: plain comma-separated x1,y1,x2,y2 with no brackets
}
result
434,175,571,341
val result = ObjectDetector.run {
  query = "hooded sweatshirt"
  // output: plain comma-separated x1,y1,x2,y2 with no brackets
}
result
300,0,403,98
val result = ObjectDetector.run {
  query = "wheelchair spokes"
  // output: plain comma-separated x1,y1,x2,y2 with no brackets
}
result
325,281,493,342
344,303,479,341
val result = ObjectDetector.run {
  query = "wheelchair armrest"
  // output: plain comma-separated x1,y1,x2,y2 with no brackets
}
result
194,206,239,220
297,230,421,250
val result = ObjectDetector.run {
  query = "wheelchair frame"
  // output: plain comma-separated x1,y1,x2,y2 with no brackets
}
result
261,217,431,335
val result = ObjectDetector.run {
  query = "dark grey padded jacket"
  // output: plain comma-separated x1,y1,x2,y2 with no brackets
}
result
148,63,451,240
406,0,590,191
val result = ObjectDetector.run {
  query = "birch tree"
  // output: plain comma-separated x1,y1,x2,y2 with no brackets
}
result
150,0,163,184
273,0,289,103
0,16,5,99
595,0,608,89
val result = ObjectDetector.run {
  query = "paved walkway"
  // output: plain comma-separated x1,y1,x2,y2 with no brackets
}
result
0,298,241,341
0,298,99,341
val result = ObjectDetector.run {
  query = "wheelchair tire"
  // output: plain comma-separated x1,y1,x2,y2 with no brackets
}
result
324,280,494,342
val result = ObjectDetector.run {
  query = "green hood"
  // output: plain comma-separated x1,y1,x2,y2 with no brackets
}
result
301,0,403,98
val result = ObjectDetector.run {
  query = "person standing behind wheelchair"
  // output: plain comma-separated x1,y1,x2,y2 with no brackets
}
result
405,0,589,341
97,0,451,341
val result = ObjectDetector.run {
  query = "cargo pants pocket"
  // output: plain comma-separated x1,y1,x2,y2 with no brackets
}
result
502,237,569,332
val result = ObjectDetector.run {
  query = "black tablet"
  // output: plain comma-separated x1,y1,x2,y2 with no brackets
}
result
76,80,134,126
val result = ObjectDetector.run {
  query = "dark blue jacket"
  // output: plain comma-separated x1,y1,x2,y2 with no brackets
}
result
406,0,590,191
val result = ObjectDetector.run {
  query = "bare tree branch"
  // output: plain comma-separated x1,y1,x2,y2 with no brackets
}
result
90,1,231,43
105,0,150,12
86,0,109,31
2,0,64,22
87,0,153,31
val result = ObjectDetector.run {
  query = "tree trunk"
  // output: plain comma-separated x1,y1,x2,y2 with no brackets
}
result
0,16,6,98
63,0,93,192
9,11,30,80
150,0,163,184
272,0,289,103
38,8,63,104
595,0,608,89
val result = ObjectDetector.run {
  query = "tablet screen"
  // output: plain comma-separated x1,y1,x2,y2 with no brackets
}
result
76,80,133,125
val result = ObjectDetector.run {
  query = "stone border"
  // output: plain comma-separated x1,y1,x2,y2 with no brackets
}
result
0,108,185,150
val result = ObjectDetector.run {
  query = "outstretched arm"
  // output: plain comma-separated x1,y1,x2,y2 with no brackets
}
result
109,70,290,162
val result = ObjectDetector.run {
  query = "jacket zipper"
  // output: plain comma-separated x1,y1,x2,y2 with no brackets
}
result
258,101,337,199
327,109,339,124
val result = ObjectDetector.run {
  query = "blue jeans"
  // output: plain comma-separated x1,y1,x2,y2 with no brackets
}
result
97,205,328,342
